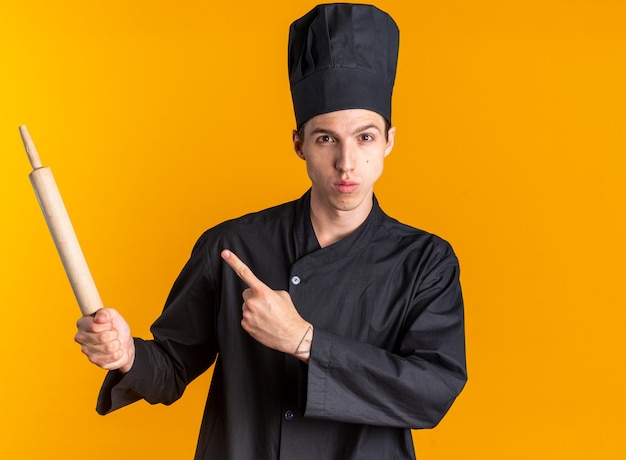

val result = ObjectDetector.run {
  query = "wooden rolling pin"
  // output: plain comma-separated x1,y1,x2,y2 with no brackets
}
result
20,125,103,316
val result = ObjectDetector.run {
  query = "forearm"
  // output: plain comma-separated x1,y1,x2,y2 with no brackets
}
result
305,328,467,428
96,337,216,414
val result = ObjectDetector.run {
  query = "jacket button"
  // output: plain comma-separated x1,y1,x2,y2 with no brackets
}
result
290,275,301,285
284,410,295,421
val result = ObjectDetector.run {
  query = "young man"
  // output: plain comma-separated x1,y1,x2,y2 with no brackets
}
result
75,4,467,459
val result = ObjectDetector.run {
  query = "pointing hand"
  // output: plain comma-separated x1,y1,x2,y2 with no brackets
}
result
221,250,313,362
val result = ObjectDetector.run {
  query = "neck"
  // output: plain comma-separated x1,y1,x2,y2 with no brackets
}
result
309,192,373,248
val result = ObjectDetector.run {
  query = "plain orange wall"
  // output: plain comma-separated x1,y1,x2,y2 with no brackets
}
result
1,1,625,458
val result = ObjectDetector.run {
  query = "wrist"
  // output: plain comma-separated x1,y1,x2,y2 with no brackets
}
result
119,339,136,374
294,323,314,363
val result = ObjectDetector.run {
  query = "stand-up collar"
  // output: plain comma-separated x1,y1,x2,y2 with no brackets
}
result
292,189,384,265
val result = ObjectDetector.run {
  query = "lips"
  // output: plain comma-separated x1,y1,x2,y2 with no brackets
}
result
334,181,359,193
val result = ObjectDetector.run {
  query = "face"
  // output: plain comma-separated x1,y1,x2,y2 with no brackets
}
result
293,109,396,217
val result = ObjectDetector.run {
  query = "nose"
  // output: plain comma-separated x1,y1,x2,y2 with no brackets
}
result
336,141,356,172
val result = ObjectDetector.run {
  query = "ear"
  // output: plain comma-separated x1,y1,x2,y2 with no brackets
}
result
292,130,306,160
384,126,396,158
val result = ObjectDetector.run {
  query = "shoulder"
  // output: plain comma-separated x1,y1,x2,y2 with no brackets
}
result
375,210,459,273
381,211,454,251
193,198,299,248
220,199,298,229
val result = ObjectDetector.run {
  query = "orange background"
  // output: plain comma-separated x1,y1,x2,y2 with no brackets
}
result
1,1,625,458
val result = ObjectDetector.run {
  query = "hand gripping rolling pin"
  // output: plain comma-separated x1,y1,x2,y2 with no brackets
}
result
20,125,103,316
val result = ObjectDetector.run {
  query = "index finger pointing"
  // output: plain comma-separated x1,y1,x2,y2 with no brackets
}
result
221,249,267,291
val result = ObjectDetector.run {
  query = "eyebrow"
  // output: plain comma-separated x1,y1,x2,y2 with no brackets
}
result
308,123,382,138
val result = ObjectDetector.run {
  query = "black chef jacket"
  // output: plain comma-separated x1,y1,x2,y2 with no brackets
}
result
96,190,467,459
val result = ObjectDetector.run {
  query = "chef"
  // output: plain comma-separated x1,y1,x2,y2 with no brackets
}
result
75,4,467,459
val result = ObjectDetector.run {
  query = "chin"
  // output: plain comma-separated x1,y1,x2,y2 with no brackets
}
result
332,195,363,212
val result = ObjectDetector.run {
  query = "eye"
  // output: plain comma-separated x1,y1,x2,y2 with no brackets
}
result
360,133,374,142
316,135,334,143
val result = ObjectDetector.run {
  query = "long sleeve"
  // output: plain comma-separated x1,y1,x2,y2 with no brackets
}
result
91,194,467,459
96,233,219,415
305,255,466,428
